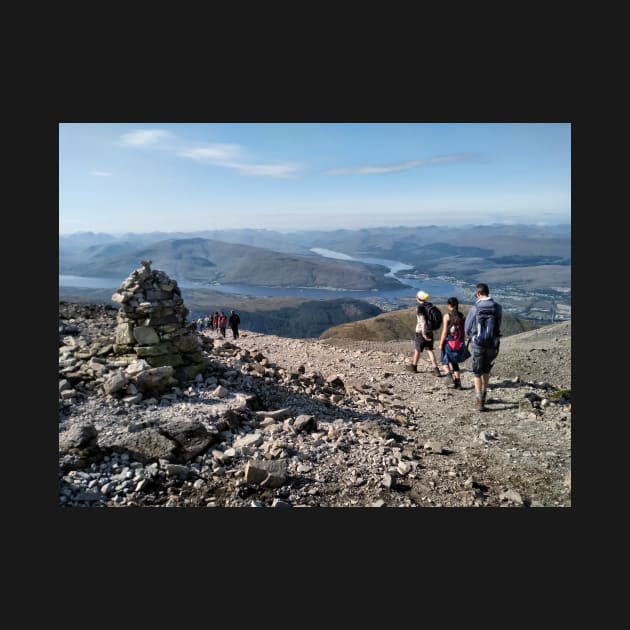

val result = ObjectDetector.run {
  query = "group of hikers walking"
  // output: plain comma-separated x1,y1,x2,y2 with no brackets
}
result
190,284,502,413
408,283,502,412
192,310,240,339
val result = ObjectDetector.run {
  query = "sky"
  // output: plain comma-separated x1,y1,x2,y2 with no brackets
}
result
59,122,571,234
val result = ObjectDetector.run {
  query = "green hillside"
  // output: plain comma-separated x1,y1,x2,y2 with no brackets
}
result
319,304,540,341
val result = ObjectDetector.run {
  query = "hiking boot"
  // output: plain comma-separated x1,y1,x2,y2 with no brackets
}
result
453,378,462,389
406,364,418,373
434,367,442,377
475,398,485,412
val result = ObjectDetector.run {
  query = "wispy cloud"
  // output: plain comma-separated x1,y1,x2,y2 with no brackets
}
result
326,153,472,176
178,143,301,177
177,144,243,162
120,129,173,147
120,132,302,178
92,171,112,176
222,161,302,178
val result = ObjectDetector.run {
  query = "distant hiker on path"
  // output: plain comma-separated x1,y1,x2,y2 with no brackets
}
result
218,311,228,338
465,283,503,412
229,309,241,339
407,290,441,376
438,297,470,389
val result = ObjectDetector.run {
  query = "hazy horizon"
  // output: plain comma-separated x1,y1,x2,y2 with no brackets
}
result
59,123,571,234
59,219,571,238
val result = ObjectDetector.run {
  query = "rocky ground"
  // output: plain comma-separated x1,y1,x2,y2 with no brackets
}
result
59,302,571,508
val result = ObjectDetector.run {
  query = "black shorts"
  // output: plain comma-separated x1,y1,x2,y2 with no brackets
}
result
414,332,434,351
471,343,499,376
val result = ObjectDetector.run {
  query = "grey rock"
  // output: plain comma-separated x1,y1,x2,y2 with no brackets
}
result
103,372,129,395
423,440,445,454
244,459,287,487
59,423,98,454
233,433,263,449
107,429,177,463
499,489,524,505
160,418,215,462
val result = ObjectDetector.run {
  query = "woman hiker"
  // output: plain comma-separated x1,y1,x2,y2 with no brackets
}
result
438,297,471,388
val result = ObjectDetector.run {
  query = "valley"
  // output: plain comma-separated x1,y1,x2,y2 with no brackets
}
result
59,223,571,336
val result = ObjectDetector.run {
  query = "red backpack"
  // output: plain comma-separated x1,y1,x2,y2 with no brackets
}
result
447,315,465,351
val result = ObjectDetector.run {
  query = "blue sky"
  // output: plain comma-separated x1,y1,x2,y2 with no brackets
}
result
59,123,571,234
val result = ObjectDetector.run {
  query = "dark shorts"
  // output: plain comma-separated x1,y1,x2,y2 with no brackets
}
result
414,332,434,351
471,343,499,376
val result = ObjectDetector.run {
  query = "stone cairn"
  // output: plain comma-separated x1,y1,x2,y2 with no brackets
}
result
111,260,207,386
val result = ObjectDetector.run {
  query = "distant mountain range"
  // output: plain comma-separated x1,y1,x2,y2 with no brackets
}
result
59,223,570,336
60,237,403,290
59,223,571,293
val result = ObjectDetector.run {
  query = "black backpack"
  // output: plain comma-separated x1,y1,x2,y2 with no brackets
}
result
474,303,499,347
425,302,443,331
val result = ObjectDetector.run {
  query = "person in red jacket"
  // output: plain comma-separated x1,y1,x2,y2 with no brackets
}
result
218,311,228,338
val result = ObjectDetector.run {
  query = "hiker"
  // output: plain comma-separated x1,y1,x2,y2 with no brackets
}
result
464,282,503,412
218,311,228,338
407,290,441,376
212,312,219,334
228,309,241,339
438,297,471,389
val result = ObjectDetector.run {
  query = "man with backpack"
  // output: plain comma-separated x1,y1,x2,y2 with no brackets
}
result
465,283,503,412
406,290,442,376
228,309,241,339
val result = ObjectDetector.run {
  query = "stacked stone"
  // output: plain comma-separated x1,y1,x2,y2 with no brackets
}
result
111,260,207,381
